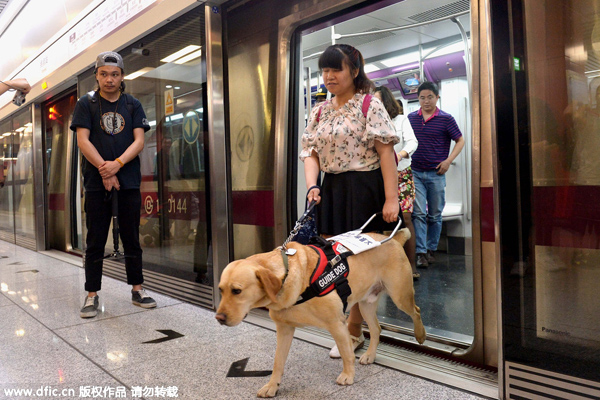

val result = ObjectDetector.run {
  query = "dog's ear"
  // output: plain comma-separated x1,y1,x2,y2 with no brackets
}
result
255,267,282,304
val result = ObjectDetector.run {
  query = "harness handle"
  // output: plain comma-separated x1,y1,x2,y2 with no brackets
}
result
304,199,317,215
358,212,404,245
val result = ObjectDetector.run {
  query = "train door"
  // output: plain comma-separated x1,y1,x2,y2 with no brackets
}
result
72,5,219,307
43,90,79,252
0,118,15,244
492,0,600,397
0,106,36,250
295,0,476,354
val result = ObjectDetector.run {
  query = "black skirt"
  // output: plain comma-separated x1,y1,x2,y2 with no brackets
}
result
317,168,400,235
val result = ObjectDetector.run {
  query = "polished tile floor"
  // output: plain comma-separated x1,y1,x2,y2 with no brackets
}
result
0,241,489,400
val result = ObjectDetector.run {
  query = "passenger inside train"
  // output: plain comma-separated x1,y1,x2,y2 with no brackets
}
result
374,85,419,279
314,85,328,103
408,81,464,268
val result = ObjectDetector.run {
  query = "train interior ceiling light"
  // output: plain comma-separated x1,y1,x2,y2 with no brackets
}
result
302,9,470,100
160,45,202,63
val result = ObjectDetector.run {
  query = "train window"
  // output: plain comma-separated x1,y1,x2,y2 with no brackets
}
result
0,118,15,244
73,6,212,286
0,107,36,249
43,91,79,252
296,0,474,348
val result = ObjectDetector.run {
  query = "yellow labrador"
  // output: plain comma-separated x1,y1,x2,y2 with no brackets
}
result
215,229,426,398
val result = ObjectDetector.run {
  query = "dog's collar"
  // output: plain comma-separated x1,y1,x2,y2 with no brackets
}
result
279,247,296,285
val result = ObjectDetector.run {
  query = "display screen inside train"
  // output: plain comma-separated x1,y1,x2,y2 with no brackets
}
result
398,70,421,96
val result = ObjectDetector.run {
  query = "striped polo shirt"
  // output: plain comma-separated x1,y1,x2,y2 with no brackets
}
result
407,107,462,172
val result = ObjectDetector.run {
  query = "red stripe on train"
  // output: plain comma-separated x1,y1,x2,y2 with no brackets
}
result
533,186,600,249
481,187,495,242
481,186,600,249
232,190,274,227
48,193,65,211
139,190,274,226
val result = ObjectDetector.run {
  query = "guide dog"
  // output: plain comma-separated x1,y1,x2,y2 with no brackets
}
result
215,229,426,398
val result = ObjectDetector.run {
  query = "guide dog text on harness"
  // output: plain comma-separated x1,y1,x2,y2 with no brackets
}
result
318,264,348,289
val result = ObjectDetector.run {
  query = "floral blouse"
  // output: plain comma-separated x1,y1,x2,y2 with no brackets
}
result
300,93,398,173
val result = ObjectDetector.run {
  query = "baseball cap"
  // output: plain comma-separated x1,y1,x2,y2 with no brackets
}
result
315,86,328,97
95,51,124,72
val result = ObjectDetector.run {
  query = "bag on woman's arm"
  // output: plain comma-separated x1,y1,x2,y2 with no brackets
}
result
291,197,319,245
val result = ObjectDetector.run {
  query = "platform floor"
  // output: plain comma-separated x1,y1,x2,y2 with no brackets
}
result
0,241,489,400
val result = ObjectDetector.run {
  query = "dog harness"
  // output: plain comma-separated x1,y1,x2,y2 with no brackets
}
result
283,212,405,311
294,236,354,311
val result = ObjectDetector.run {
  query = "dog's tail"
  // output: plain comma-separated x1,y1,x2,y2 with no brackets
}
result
392,227,411,247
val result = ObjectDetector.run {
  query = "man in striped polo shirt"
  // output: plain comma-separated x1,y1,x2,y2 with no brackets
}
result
407,82,464,268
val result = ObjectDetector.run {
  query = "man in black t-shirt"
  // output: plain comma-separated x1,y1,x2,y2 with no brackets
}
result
70,51,156,318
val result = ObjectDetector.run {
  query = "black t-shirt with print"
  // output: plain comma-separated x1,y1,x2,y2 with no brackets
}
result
70,93,150,191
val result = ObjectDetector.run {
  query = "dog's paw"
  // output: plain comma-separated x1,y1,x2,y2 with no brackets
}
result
336,372,354,385
257,383,279,398
415,325,427,344
359,351,376,365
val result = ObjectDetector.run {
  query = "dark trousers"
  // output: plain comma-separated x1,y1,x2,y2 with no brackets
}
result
84,189,143,292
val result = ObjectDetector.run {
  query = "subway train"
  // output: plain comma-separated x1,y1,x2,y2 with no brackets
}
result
0,0,599,398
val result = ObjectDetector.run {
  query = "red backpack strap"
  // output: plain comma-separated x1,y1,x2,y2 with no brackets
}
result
315,100,328,123
362,94,372,118
363,93,398,166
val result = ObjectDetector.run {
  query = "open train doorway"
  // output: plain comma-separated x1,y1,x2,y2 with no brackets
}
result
295,0,474,350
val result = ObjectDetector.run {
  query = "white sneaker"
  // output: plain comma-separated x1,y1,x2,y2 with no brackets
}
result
329,333,365,358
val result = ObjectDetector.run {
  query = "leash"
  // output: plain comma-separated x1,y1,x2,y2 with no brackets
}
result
281,198,317,250
279,185,319,287
280,204,313,284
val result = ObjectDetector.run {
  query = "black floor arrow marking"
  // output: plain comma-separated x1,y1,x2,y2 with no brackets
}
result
142,330,184,344
8,262,24,265
227,358,271,377
16,269,38,273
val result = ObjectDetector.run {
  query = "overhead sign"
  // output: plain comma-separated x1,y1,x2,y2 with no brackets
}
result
165,89,174,116
182,110,201,144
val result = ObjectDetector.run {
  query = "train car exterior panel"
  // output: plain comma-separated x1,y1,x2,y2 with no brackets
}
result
474,0,498,370
225,3,279,259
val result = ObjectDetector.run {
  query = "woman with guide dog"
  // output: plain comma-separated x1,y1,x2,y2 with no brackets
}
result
300,44,400,358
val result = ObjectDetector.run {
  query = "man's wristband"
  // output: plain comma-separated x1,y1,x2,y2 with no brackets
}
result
116,158,124,168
